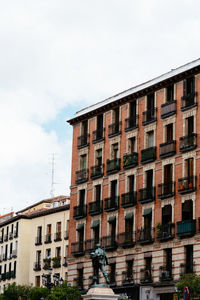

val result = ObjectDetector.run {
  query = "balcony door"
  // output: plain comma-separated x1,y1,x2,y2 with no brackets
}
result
79,189,85,207
164,164,172,194
93,225,100,244
185,158,193,178
147,131,154,148
166,85,174,103
162,205,172,225
113,107,119,124
186,116,194,135
95,185,101,202
182,200,193,221
166,124,173,142
82,120,88,136
128,175,134,193
97,114,103,129
146,170,153,189
111,180,117,199
147,93,154,110
183,76,195,96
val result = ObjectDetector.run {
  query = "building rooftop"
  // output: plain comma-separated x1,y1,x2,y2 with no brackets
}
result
68,57,200,124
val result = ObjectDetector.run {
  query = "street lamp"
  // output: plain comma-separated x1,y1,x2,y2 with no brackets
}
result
42,268,64,290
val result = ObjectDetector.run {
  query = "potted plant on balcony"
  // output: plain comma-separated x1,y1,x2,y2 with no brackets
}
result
52,256,61,268
179,184,185,191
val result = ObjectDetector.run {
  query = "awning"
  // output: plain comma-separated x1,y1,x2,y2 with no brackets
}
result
143,208,152,216
108,216,116,223
125,213,133,220
76,224,84,231
91,220,100,228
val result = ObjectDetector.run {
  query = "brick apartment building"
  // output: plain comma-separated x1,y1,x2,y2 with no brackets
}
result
67,58,200,300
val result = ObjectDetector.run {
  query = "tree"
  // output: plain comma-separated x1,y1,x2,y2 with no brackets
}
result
1,283,30,300
46,282,82,300
176,273,200,298
28,286,50,300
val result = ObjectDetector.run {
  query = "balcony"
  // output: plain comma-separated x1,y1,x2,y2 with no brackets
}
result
142,108,157,126
44,234,52,244
90,164,104,179
89,200,103,216
4,234,8,242
77,134,90,149
141,146,156,164
71,241,85,256
161,100,176,119
125,115,138,131
43,258,51,270
85,238,99,252
156,223,175,241
52,256,61,268
108,121,122,138
54,232,62,242
107,158,121,174
159,266,173,281
177,219,196,237
139,187,155,204
75,169,88,184
101,235,117,251
9,232,13,240
157,182,175,199
33,262,41,271
140,268,153,284
35,236,42,245
73,204,87,219
179,133,197,152
121,192,137,208
64,231,69,240
63,257,68,267
122,271,134,286
178,176,196,194
160,141,176,158
104,196,119,212
181,92,197,111
123,153,138,169
137,228,154,244
92,128,105,143
118,232,136,248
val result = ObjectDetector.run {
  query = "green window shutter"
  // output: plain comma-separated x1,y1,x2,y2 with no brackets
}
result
143,208,152,216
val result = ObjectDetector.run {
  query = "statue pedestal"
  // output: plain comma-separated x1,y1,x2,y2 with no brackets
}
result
83,287,120,300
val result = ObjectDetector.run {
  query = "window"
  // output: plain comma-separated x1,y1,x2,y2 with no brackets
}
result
36,251,41,264
37,226,42,240
95,185,101,202
128,175,134,192
80,154,87,170
126,260,133,280
185,245,193,273
147,131,154,148
109,262,116,284
166,85,174,103
81,120,88,136
79,189,85,206
56,247,61,257
146,170,153,188
186,116,194,135
97,114,103,130
47,224,51,234
111,180,118,199
77,268,84,290
56,222,61,240
125,214,133,234
183,76,195,96
113,107,119,124
96,149,102,166
164,164,172,182
185,158,193,177
166,124,173,142
46,248,51,258
147,93,154,110
162,205,172,225
182,200,193,221
128,137,136,154
109,217,116,237
35,276,40,287
112,143,119,159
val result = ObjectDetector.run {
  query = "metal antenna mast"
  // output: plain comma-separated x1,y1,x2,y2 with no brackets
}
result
50,153,56,198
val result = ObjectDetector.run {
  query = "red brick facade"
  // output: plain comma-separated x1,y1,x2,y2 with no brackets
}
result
68,59,200,299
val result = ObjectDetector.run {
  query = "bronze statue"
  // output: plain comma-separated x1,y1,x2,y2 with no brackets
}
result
90,243,110,286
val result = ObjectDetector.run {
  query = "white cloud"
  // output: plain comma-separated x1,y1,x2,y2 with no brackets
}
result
0,0,200,212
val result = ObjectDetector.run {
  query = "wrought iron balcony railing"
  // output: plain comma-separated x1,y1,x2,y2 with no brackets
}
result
33,262,41,271
35,236,42,245
92,128,105,143
101,235,118,251
156,223,175,241
140,268,153,284
44,234,52,244
177,219,196,237
121,192,137,208
107,158,121,174
77,134,90,149
160,141,176,158
181,92,197,111
90,164,104,179
139,187,155,204
73,204,87,219
71,241,85,256
178,176,196,194
52,256,61,268
142,108,157,125
161,100,176,119
125,115,138,131
157,182,175,199
123,153,138,169
75,169,88,184
179,133,197,152
89,200,103,216
104,196,119,212
108,122,122,137
122,270,134,285
54,232,62,242
85,238,99,252
141,147,156,164
159,266,173,281
118,231,136,248
137,227,154,244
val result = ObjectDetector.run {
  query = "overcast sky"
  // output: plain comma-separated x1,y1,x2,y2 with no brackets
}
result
0,0,200,213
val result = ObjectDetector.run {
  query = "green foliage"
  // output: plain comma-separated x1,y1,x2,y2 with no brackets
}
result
176,273,200,298
46,282,82,300
28,286,50,300
1,283,30,300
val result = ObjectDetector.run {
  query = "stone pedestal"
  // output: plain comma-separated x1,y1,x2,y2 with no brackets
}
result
83,287,120,300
